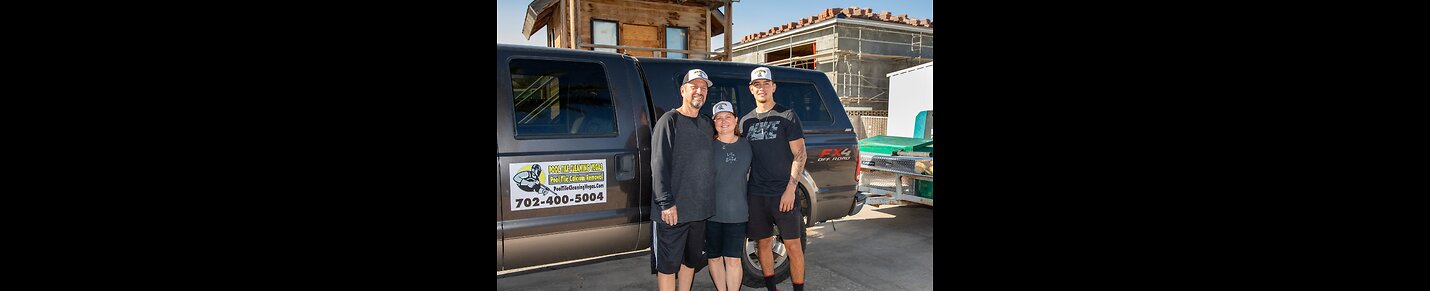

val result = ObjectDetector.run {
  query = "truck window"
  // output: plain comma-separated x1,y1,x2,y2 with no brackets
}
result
702,77,748,114
509,59,618,137
699,78,831,126
774,82,833,125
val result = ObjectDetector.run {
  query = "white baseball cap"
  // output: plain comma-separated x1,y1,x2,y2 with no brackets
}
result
712,101,734,116
750,67,773,84
683,69,713,87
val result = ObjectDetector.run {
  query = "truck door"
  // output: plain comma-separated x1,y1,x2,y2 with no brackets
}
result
496,52,647,270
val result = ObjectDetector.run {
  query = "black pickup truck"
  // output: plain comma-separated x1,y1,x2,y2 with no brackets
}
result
496,44,865,287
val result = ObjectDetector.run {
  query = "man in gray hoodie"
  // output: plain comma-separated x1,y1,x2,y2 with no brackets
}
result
650,69,717,291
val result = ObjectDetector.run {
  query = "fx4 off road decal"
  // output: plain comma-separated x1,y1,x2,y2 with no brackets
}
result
509,159,607,211
816,147,853,162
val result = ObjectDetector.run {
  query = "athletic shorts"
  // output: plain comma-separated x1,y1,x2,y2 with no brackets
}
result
651,219,707,275
704,221,747,259
746,195,802,240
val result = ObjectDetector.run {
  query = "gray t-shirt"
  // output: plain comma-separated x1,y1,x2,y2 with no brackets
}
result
711,137,751,223
650,109,716,223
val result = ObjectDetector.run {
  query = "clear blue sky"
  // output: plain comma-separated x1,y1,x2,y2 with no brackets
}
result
495,0,933,50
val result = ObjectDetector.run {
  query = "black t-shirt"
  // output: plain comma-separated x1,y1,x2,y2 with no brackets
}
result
740,104,804,197
650,109,716,223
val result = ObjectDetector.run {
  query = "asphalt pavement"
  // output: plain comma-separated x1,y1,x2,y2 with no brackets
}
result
497,188,934,291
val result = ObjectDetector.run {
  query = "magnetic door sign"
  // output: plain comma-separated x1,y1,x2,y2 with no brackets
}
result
509,159,607,211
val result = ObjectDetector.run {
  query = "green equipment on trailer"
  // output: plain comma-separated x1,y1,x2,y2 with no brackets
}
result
857,135,934,206
858,135,933,156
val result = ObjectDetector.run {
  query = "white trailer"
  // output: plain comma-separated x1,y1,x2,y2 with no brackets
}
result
859,155,934,207
855,62,935,207
885,62,934,139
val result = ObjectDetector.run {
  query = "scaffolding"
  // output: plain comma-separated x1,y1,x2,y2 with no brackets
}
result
731,20,931,112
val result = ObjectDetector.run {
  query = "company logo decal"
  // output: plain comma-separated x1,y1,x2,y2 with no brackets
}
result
508,159,607,211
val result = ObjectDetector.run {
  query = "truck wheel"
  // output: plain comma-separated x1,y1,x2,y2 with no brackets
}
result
799,186,812,226
741,191,809,288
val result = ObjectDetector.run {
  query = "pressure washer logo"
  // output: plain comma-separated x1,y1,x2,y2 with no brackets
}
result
513,164,558,196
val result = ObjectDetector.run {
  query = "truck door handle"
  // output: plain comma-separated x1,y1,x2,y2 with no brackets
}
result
616,154,636,181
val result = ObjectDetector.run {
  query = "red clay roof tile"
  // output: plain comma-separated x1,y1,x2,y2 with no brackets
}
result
739,7,932,44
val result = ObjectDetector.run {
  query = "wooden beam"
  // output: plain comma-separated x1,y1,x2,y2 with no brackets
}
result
724,0,732,61
568,0,576,48
578,44,724,56
573,0,580,49
707,7,712,60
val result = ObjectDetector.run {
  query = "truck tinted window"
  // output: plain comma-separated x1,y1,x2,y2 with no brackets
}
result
772,82,832,125
509,59,617,137
699,78,831,126
702,77,749,114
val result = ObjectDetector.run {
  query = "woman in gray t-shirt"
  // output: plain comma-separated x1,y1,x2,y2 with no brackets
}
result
705,101,751,290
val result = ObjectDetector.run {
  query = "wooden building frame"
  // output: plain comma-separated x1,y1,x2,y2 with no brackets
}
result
521,0,735,60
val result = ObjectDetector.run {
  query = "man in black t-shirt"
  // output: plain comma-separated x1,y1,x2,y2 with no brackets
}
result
740,67,808,291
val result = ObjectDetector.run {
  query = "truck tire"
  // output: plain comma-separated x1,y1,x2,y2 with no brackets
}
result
740,188,809,288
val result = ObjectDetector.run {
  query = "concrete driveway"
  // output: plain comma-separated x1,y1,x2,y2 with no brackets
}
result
497,203,934,290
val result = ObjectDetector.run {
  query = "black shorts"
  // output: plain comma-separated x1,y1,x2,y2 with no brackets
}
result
651,219,707,275
746,195,802,240
704,221,746,259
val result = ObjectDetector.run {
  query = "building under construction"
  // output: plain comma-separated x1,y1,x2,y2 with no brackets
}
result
521,0,734,60
727,7,933,112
